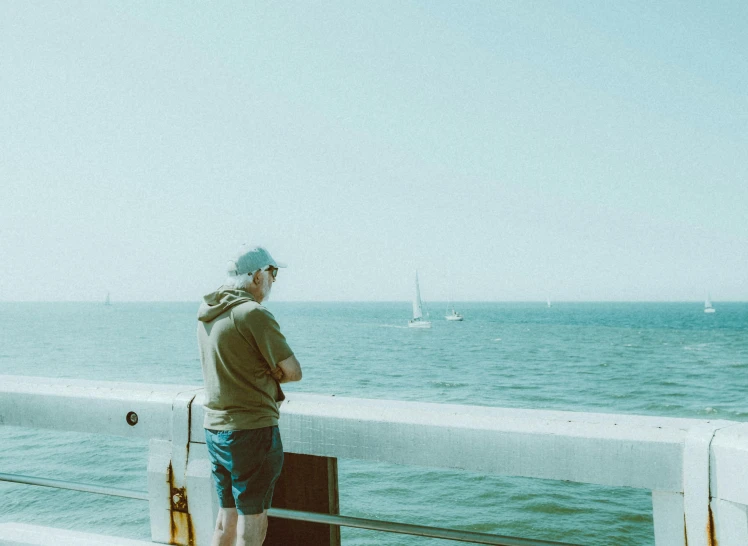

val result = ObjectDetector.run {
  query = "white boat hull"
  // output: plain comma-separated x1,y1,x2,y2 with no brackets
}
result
408,320,432,328
445,315,463,321
704,294,715,313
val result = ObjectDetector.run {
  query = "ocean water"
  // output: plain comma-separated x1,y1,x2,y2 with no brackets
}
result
1,302,746,545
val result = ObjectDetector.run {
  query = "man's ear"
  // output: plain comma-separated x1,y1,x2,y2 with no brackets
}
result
251,270,262,286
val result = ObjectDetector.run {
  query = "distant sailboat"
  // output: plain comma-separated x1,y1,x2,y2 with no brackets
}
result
704,294,716,314
408,272,432,328
445,299,463,322
546,296,552,308
444,275,463,321
104,292,112,306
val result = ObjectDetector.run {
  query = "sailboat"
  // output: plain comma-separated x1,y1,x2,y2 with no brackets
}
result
408,272,432,328
546,296,552,308
704,294,716,314
104,292,112,306
445,297,463,321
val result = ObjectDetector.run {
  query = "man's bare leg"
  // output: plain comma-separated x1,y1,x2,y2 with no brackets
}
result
236,510,269,546
211,507,238,546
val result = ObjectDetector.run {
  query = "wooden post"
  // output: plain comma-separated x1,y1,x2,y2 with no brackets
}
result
266,453,341,546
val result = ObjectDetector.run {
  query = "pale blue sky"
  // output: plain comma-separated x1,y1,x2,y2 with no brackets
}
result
1,1,746,302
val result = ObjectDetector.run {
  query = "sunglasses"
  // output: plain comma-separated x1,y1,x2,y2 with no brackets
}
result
265,266,278,279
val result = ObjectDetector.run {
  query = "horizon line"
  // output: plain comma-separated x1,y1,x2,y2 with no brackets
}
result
1,300,746,304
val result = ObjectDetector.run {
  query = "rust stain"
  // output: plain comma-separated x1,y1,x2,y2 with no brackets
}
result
167,462,195,545
707,505,718,546
171,486,189,513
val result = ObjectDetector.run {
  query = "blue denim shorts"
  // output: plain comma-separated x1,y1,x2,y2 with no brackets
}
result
204,426,284,515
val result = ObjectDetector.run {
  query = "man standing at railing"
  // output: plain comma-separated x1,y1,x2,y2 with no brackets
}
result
197,244,303,546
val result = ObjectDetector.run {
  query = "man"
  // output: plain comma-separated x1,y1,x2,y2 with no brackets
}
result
197,244,302,546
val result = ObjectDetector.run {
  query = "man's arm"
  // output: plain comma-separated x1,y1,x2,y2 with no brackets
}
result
270,354,302,383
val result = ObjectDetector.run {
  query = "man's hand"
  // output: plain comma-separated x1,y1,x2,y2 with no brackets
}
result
267,367,285,382
276,354,302,383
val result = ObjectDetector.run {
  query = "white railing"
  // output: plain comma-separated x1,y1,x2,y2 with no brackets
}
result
1,375,747,546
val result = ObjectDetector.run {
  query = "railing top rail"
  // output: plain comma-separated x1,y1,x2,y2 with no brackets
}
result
0,374,199,398
2,374,734,432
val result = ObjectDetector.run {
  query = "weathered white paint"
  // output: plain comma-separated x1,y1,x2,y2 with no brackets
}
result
198,392,731,492
184,442,219,544
1,375,748,546
711,500,748,546
0,375,198,440
147,439,175,544
710,423,748,546
682,425,729,546
711,423,748,505
0,523,155,546
146,439,218,546
651,491,685,546
146,390,214,545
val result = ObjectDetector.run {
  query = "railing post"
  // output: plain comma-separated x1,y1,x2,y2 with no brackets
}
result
653,422,748,546
682,425,719,546
710,423,748,546
147,388,215,546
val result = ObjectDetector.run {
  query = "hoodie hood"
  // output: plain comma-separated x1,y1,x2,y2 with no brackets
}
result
198,288,256,322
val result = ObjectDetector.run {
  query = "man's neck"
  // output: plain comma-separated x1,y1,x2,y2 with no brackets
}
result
247,286,264,303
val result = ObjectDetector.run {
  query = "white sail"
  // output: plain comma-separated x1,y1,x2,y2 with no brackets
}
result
412,273,423,319
408,271,431,327
704,293,715,313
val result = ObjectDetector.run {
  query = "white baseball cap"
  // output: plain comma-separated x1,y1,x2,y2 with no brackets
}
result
226,244,287,276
